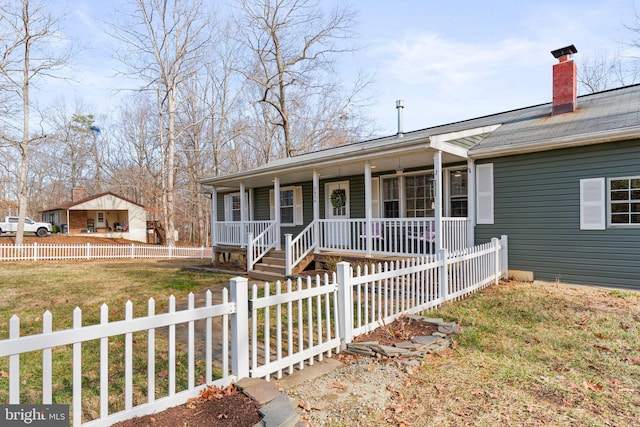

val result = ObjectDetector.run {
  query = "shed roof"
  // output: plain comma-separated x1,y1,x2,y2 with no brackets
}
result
41,192,145,212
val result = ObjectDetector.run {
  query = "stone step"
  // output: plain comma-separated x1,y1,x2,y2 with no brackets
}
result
266,250,285,259
253,263,286,274
248,270,286,283
260,256,286,267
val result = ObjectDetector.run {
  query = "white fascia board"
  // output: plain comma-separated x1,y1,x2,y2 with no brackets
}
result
429,139,469,158
429,124,501,158
470,125,640,159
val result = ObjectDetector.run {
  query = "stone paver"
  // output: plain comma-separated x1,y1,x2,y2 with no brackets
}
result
237,377,280,405
255,394,299,427
344,316,459,358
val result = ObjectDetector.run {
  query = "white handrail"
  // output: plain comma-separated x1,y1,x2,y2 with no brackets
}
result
247,222,278,271
286,221,316,275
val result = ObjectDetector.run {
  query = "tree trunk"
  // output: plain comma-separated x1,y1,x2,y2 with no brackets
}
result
15,0,31,246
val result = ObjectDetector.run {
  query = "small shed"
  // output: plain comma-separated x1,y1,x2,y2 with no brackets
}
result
41,189,148,243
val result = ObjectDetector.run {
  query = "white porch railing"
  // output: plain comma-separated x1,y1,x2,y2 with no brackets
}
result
318,217,469,256
0,243,211,261
0,236,507,426
285,221,317,276
247,222,279,271
214,217,468,275
214,220,275,247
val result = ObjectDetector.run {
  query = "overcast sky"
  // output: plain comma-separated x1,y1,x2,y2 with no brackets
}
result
46,0,640,137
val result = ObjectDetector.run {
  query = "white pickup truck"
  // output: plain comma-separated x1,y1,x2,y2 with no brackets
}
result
0,216,52,237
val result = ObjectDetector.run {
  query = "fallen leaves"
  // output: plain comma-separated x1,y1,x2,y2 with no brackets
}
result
593,344,612,352
584,381,604,392
198,384,236,402
298,401,323,411
625,356,640,365
328,381,346,390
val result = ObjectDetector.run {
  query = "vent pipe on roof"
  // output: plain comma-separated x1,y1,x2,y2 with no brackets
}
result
551,44,578,115
396,99,404,137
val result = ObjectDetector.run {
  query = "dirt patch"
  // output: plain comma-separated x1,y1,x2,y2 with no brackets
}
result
111,385,261,427
351,315,438,346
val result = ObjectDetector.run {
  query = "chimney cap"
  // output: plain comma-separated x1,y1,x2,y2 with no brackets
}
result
551,44,577,59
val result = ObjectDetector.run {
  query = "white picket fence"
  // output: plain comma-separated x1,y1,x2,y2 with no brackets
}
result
0,243,211,261
0,236,507,426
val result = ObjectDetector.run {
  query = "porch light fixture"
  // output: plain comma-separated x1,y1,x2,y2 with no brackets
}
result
395,159,404,175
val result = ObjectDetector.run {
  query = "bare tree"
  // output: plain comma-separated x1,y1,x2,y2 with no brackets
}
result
110,0,211,245
107,93,163,207
236,0,370,158
0,0,71,245
579,52,639,94
203,22,247,177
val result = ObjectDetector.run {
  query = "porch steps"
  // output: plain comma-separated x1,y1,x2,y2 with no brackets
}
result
248,250,287,283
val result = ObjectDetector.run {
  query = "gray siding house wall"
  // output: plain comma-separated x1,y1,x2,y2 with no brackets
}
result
475,139,640,289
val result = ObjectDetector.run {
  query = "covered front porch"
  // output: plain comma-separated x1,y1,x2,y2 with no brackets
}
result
202,125,496,277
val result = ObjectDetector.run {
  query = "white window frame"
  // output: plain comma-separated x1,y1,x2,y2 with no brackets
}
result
224,191,251,222
381,175,400,218
445,167,468,218
404,171,436,218
607,175,640,228
270,186,303,227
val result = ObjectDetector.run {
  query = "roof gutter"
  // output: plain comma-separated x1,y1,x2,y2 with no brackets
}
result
469,125,640,159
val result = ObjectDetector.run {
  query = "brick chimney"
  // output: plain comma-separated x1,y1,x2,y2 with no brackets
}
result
551,45,578,115
72,187,87,202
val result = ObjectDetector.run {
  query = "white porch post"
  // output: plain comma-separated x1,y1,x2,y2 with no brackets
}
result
434,151,443,250
210,187,217,259
364,161,372,257
239,181,246,247
313,169,320,253
466,159,475,247
274,176,281,250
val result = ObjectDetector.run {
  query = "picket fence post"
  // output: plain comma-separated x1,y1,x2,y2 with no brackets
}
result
501,234,509,279
247,232,254,272
9,315,19,403
33,242,38,261
284,234,292,276
230,277,249,379
438,248,449,302
492,237,500,284
336,261,353,348
72,307,82,427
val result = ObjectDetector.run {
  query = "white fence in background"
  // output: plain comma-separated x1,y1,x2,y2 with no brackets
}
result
0,236,507,426
0,243,211,261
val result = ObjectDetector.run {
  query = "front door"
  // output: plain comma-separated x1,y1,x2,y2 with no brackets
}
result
96,212,106,229
325,181,350,248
